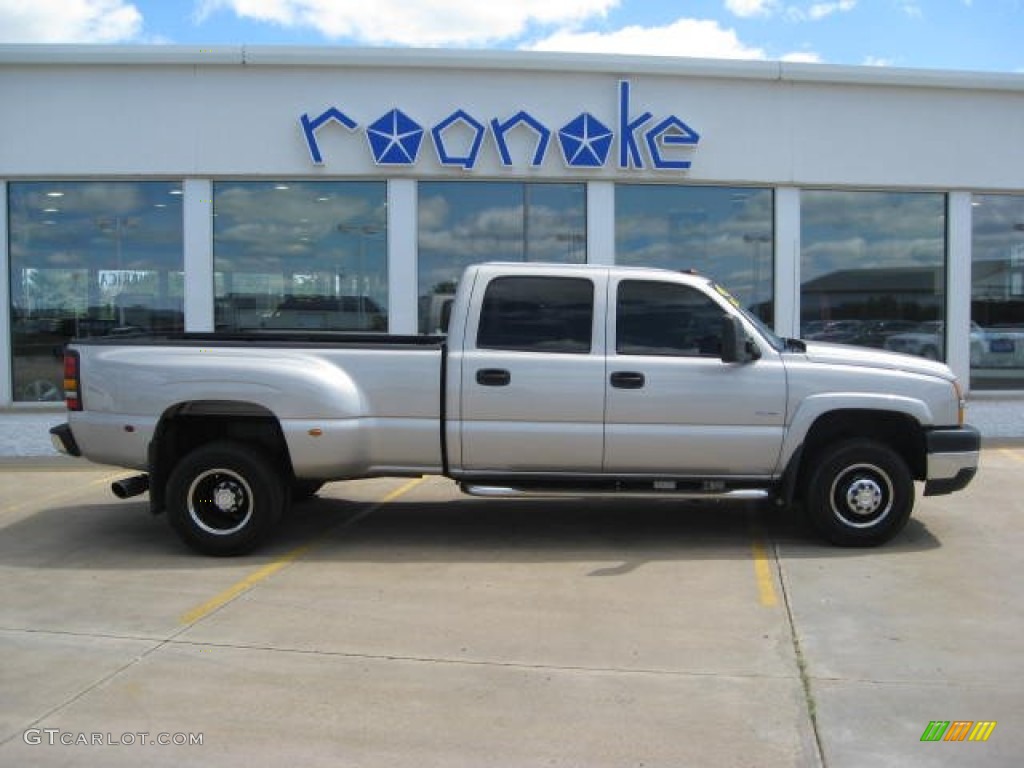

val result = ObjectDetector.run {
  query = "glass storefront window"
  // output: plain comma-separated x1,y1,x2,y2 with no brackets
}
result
8,181,184,402
615,185,774,324
417,182,585,333
971,194,1024,389
800,190,946,356
214,181,387,332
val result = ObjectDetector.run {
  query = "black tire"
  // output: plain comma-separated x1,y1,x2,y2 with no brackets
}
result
804,439,914,546
291,479,325,502
166,441,286,556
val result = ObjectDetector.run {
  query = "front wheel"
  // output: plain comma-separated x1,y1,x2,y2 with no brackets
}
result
805,439,914,546
166,441,286,556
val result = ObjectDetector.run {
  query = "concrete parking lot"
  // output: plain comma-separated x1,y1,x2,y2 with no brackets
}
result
0,450,1020,767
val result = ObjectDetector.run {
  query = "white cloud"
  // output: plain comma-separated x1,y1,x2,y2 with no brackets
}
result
863,55,895,67
0,0,142,43
198,0,618,46
781,50,822,63
807,0,857,21
528,18,767,60
898,1,922,18
724,0,778,17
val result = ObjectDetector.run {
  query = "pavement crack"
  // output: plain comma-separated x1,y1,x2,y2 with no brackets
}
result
774,541,829,768
163,637,800,681
0,626,189,748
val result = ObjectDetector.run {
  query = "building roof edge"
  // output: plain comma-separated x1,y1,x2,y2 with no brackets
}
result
0,44,1021,93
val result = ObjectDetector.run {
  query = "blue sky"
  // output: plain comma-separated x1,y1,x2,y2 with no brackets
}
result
0,0,1021,73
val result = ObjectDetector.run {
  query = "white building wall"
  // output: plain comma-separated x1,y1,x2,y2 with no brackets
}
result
1,48,1021,188
1,47,1024,407
586,182,615,267
946,191,974,380
773,187,801,340
183,179,214,333
387,179,418,335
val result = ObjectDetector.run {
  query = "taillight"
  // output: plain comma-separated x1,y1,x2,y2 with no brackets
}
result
63,350,82,411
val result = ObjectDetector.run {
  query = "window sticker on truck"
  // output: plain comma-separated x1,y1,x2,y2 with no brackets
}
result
713,283,741,309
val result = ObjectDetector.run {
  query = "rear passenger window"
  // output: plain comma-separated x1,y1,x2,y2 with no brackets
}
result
617,280,727,357
477,276,593,353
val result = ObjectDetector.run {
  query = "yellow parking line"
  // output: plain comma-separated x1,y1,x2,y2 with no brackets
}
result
0,470,126,516
751,538,778,607
179,477,426,626
178,548,311,626
998,448,1024,464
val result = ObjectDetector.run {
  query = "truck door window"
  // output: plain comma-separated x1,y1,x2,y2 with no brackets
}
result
617,280,727,357
477,277,593,354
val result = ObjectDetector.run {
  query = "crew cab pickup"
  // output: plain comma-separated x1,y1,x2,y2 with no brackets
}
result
50,263,980,555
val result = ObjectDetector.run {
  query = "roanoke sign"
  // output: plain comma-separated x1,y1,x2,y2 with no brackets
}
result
300,81,700,172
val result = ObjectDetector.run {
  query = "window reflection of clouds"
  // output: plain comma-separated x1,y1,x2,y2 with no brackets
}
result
972,195,1024,259
417,182,586,333
799,190,947,351
9,181,184,402
214,182,385,270
971,194,1024,387
801,191,945,282
615,185,774,319
213,181,388,332
10,182,183,272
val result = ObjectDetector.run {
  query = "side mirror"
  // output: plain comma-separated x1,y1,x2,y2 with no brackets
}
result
721,315,755,363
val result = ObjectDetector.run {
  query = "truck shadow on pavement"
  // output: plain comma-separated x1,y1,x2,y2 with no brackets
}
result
0,495,941,570
291,496,942,565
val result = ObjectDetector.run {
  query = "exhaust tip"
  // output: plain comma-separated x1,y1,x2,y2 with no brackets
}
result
112,474,149,499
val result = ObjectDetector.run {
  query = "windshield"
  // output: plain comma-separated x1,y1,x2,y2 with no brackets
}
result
712,283,785,352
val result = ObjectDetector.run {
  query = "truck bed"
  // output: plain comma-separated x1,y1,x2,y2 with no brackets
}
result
68,331,448,477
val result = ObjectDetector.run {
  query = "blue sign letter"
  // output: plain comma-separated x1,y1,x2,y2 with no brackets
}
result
300,107,357,166
432,110,486,170
618,81,652,169
645,115,700,170
490,111,551,167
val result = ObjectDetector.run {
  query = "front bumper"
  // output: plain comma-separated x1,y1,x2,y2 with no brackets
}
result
923,425,980,496
49,423,81,457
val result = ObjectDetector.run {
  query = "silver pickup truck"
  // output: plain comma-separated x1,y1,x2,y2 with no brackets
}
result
50,262,980,555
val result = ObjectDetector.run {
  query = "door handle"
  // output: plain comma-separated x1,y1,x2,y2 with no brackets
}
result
610,371,645,389
476,368,511,386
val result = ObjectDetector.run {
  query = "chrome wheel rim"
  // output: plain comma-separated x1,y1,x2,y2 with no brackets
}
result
187,468,254,536
829,463,893,529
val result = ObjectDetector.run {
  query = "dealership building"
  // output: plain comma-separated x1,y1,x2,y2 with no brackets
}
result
1,45,1023,409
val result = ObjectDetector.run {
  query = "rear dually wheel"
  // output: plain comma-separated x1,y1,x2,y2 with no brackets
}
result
166,441,286,556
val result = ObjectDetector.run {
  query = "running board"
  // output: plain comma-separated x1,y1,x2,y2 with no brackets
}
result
460,484,771,501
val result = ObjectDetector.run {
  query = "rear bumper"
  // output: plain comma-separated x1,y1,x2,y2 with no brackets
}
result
923,425,980,496
49,423,81,457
